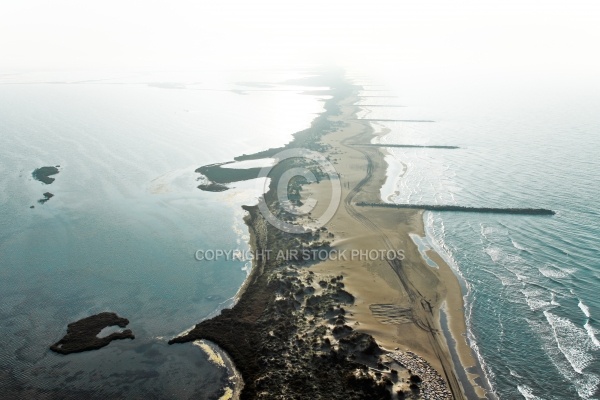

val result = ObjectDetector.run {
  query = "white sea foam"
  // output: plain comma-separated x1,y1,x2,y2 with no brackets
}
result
521,287,556,312
584,321,600,348
241,261,252,275
579,300,592,319
486,252,526,290
511,239,530,251
481,264,520,287
505,253,526,264
467,326,499,400
517,384,546,400
526,298,553,312
423,212,499,399
510,369,523,378
521,287,547,298
380,154,407,203
544,311,595,374
539,264,575,279
485,246,503,263
528,316,600,399
481,225,495,238
175,325,196,338
578,299,600,348
576,375,600,399
499,274,518,287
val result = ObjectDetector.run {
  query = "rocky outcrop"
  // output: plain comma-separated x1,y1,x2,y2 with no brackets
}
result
32,166,60,184
50,312,134,355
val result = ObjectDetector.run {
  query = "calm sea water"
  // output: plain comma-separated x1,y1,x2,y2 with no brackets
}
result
0,70,326,398
361,74,600,399
3,69,599,399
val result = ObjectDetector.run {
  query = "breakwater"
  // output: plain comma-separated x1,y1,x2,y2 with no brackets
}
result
356,202,555,215
353,144,459,149
354,118,436,122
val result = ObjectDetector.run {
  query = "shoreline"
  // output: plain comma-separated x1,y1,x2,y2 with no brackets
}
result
172,71,488,399
421,212,498,399
359,101,494,398
193,339,244,400
320,96,489,398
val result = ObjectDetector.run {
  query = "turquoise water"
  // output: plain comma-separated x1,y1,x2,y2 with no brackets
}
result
363,75,600,399
3,69,599,399
0,72,325,398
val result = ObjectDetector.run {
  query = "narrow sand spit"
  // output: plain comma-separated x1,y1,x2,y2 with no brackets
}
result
173,75,490,399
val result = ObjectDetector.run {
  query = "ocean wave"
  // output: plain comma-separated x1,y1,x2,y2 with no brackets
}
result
544,311,595,374
242,261,252,275
575,374,600,399
511,238,530,252
579,300,592,319
584,321,600,348
528,316,600,399
525,298,553,312
517,384,546,400
510,369,523,378
578,299,600,349
551,292,561,307
483,249,526,277
482,267,520,287
539,264,575,279
481,225,495,238
423,212,499,398
485,246,503,263
521,286,558,312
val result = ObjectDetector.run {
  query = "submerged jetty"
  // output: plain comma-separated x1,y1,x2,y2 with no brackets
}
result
353,144,459,149
357,105,406,107
356,202,555,215
354,119,436,123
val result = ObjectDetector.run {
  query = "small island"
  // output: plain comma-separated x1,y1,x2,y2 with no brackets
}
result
50,312,134,355
38,192,54,204
32,166,60,184
32,166,60,206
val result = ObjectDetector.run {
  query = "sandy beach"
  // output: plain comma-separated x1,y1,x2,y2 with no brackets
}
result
302,93,490,398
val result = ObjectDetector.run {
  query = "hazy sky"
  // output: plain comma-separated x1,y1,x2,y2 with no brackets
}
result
2,0,600,75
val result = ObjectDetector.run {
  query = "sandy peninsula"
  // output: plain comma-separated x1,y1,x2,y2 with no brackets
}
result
172,72,491,399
